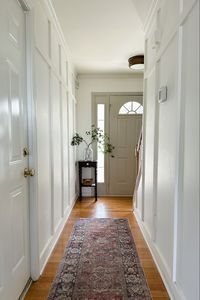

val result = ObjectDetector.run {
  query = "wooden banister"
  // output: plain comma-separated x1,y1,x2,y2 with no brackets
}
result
133,129,143,203
135,129,142,177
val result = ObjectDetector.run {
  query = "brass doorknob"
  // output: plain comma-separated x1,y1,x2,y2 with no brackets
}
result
24,168,35,178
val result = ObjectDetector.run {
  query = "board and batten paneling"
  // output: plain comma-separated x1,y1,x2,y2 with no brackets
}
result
68,94,76,204
61,88,70,214
51,73,62,233
35,51,52,259
34,1,49,60
156,33,179,278
143,67,156,240
136,0,199,299
33,0,77,275
176,3,199,299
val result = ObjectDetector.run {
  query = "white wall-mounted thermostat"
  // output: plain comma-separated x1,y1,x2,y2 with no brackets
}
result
158,86,167,103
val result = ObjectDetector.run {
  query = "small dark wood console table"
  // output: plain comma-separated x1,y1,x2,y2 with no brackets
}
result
78,160,97,201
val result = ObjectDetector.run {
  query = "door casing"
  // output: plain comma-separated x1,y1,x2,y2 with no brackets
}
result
22,0,41,281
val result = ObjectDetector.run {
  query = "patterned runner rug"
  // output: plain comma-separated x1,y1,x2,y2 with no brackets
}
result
48,218,152,300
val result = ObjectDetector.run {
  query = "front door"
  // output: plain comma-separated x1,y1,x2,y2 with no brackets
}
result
0,0,30,299
109,95,143,195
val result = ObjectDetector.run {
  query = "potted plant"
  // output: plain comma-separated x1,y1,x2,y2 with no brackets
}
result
71,125,114,161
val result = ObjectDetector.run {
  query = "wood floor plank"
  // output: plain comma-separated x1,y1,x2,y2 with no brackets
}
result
25,197,170,300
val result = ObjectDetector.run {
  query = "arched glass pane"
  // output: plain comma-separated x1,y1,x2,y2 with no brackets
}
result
124,102,132,111
132,102,140,111
119,101,143,115
136,105,143,114
119,106,129,114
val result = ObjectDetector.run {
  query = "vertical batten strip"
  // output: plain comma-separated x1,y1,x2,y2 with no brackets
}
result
152,0,161,235
152,5,161,243
49,66,55,236
48,19,51,59
59,44,62,76
67,91,71,207
60,83,64,218
152,60,160,243
48,18,54,236
172,26,183,283
141,79,147,221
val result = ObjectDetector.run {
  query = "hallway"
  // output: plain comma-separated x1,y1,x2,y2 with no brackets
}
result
0,0,199,299
25,198,169,300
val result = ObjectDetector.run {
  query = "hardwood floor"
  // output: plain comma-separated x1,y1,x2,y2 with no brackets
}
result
25,197,170,300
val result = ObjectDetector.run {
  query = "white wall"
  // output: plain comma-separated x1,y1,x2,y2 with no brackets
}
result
135,1,199,300
30,0,77,278
77,74,143,159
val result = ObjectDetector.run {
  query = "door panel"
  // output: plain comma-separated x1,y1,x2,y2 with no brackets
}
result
8,62,22,161
109,95,142,195
11,189,25,268
0,0,30,299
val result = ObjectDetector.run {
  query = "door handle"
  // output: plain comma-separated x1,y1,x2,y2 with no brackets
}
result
24,168,35,178
111,155,115,158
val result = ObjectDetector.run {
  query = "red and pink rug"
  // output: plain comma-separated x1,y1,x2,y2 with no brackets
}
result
48,218,152,300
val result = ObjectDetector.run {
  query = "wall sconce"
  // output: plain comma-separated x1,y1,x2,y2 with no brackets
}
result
128,55,144,70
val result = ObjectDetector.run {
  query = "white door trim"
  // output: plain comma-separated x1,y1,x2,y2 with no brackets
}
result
22,1,40,280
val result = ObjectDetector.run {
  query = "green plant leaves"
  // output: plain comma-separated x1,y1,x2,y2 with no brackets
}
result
71,133,83,146
71,125,114,154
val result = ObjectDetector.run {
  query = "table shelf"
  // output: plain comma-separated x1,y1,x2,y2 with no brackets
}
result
78,160,97,201
81,183,96,187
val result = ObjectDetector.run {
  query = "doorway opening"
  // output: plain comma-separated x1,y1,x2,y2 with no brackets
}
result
92,93,143,196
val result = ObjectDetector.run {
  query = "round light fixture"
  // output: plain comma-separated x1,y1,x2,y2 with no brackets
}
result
128,55,144,70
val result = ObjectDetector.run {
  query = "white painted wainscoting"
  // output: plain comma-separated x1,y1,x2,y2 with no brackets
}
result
30,0,78,279
135,1,199,300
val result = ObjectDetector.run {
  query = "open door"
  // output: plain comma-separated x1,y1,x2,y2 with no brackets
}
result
0,0,31,298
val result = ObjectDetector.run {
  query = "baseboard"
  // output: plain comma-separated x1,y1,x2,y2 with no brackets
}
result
134,206,142,220
39,195,77,275
134,212,186,300
19,278,32,300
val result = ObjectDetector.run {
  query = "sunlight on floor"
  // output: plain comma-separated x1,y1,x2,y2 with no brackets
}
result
93,202,108,217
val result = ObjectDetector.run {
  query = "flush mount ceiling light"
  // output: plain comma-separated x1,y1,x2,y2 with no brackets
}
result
128,55,144,70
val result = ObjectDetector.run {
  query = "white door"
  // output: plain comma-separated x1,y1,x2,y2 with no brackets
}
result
0,0,30,299
109,95,143,195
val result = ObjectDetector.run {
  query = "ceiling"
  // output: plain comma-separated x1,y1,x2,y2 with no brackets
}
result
51,0,153,74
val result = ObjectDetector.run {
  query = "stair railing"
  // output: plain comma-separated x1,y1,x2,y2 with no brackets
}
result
133,129,142,201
